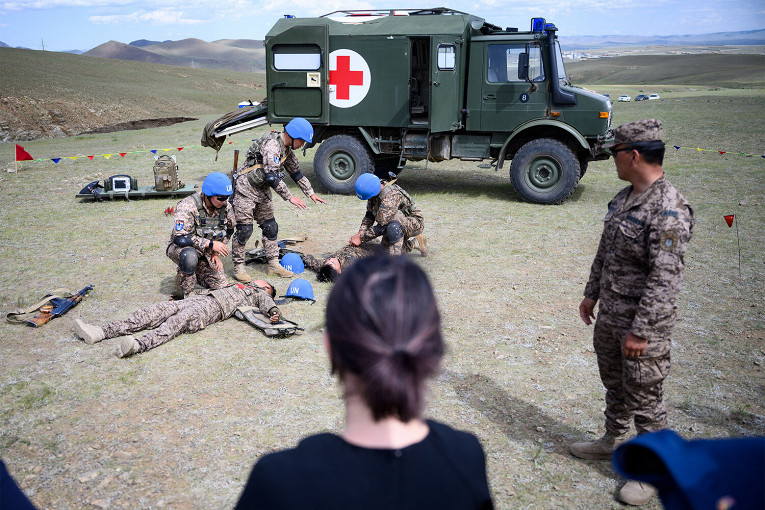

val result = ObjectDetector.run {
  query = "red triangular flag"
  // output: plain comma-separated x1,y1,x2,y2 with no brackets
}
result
177,147,183,151
15,144,34,161
164,207,170,215
718,151,726,155
120,153,127,157
724,215,735,227
170,206,175,214
87,155,94,160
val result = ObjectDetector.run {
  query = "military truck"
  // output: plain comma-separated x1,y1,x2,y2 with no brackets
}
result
205,7,612,204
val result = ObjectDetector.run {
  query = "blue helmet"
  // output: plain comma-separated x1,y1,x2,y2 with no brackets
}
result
285,278,315,302
280,253,305,274
355,173,381,200
285,117,313,143
202,172,233,197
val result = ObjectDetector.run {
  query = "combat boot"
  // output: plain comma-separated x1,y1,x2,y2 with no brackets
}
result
234,264,252,283
73,319,105,345
618,480,657,506
171,273,185,300
410,234,429,257
268,258,294,278
115,336,141,358
569,433,627,460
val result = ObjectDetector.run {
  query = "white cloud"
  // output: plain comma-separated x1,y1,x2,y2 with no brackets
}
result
89,8,205,25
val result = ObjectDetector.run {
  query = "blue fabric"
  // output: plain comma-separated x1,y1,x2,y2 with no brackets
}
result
1,460,37,510
613,429,765,510
355,173,381,200
285,117,313,143
202,172,233,196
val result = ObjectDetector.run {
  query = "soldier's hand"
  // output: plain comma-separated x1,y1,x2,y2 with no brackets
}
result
212,240,229,257
579,298,597,325
270,313,280,324
289,196,307,210
349,233,362,247
310,194,327,205
211,254,223,272
623,333,647,359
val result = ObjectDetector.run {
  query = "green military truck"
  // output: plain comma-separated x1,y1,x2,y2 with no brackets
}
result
206,7,612,204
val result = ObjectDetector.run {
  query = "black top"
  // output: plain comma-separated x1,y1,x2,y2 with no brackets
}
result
235,420,493,509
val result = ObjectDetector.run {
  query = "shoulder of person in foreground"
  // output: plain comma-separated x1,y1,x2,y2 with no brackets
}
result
426,419,488,470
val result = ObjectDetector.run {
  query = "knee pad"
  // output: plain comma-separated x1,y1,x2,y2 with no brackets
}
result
178,247,199,275
235,223,254,245
383,220,404,244
260,217,278,241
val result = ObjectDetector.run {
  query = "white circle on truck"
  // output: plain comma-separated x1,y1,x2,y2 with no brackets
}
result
328,49,371,108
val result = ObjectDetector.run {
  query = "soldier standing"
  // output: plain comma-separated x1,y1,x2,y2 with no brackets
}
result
350,173,427,257
231,118,326,282
570,119,694,506
73,280,279,358
167,172,235,299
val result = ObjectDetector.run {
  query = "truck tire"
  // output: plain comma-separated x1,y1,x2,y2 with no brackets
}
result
313,135,373,194
509,139,580,205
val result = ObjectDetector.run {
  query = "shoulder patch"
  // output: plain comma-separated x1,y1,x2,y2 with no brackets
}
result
273,155,280,165
661,210,679,218
660,229,679,252
175,220,184,231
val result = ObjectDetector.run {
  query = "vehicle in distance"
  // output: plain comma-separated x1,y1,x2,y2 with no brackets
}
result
635,94,649,101
649,94,660,100
618,95,631,102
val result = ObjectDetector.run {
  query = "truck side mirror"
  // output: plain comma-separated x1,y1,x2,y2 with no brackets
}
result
517,52,529,80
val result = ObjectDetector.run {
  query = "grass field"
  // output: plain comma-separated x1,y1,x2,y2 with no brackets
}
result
0,58,764,509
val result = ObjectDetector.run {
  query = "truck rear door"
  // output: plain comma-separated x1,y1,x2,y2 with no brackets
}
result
266,25,329,124
429,38,462,133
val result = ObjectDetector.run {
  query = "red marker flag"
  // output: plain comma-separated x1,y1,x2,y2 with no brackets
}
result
15,144,34,162
724,215,735,227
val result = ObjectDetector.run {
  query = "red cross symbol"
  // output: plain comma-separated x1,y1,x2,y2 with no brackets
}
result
330,55,364,100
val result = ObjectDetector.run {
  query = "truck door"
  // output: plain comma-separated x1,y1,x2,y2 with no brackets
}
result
266,25,329,124
429,38,462,133
478,41,548,132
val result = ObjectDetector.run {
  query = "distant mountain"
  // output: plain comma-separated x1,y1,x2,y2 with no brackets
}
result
86,38,265,73
0,41,8,48
62,50,85,55
561,29,765,49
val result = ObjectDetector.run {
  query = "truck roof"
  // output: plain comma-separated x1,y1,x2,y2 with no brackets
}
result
266,7,501,38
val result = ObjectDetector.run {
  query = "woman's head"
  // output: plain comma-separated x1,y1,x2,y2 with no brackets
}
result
325,254,443,422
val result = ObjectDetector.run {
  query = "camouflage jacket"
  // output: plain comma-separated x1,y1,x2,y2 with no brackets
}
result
301,242,381,272
359,183,422,241
206,283,279,320
585,175,694,346
170,192,236,256
236,132,315,201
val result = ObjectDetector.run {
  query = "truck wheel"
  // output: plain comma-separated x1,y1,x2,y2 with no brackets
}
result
314,135,373,194
509,139,580,204
579,160,589,178
373,156,405,179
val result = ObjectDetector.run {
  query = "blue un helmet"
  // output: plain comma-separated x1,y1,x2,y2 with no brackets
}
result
201,172,233,197
285,278,315,303
355,173,382,200
280,253,305,274
284,117,313,143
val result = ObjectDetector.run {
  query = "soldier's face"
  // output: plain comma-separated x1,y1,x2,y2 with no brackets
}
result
325,258,341,273
252,279,274,297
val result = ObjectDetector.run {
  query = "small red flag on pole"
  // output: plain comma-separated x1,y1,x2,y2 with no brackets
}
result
724,214,735,227
14,144,34,173
724,214,741,280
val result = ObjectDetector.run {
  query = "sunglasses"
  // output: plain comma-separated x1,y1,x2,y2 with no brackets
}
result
215,195,229,202
608,145,636,156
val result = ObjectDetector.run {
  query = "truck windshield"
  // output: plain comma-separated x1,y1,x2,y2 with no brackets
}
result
554,41,569,86
487,43,544,83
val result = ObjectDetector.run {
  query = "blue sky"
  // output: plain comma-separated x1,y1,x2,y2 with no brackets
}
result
1,0,763,52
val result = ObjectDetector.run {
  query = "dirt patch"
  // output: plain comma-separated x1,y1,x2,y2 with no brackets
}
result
78,117,198,135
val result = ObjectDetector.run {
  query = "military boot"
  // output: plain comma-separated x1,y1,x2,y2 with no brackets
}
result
234,264,252,283
171,273,185,300
569,433,627,460
115,336,141,358
73,319,105,345
268,258,294,278
410,234,429,257
618,480,657,506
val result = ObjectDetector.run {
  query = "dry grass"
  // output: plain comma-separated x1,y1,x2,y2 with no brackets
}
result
0,89,763,509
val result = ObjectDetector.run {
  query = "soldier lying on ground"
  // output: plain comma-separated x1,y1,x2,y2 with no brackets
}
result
300,241,383,283
73,280,279,358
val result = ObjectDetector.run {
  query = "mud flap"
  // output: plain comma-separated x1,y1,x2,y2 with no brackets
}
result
234,306,302,338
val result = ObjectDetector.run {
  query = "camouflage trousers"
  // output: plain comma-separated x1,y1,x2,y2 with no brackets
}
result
374,211,425,256
166,244,228,298
101,296,223,353
231,185,280,265
594,319,671,436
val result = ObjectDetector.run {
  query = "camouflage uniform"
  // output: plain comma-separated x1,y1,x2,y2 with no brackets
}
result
585,175,694,436
231,133,317,264
167,192,236,297
301,242,381,273
99,284,279,353
359,182,424,255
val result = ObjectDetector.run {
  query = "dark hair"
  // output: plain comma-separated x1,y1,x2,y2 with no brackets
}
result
317,263,340,283
325,255,443,422
633,141,665,165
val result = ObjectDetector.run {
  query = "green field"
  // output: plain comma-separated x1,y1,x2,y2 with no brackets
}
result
0,51,763,509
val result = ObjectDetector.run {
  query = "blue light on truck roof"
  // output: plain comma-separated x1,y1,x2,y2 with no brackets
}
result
531,18,545,32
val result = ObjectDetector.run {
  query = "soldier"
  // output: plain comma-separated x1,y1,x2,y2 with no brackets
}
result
73,280,279,358
301,241,383,283
350,173,427,257
570,119,694,507
167,172,235,299
231,118,327,282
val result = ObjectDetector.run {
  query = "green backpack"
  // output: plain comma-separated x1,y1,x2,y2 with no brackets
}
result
153,155,181,191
